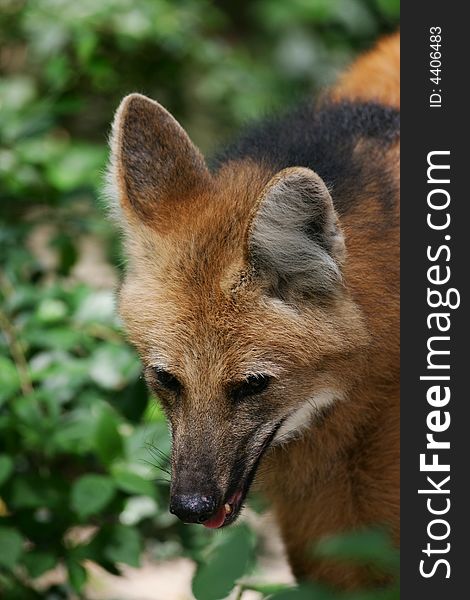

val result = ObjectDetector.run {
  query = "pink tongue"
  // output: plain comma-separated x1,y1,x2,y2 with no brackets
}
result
202,505,226,529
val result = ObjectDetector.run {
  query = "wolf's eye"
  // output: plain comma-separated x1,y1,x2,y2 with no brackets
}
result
154,368,181,393
232,374,271,400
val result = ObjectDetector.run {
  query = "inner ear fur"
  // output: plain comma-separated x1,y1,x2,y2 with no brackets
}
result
248,167,346,298
107,93,211,225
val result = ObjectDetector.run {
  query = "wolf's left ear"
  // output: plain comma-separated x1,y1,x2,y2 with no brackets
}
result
107,93,210,225
248,167,346,297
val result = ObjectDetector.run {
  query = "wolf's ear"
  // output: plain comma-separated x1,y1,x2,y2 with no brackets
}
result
106,93,210,225
248,167,346,298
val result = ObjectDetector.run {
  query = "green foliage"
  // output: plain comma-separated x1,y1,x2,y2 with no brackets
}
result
192,524,256,600
0,527,24,569
71,475,116,519
0,269,174,595
1,0,399,597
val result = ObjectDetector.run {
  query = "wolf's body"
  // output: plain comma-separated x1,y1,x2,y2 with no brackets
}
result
107,33,400,589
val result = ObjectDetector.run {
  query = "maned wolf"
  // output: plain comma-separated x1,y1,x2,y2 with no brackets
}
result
106,32,399,588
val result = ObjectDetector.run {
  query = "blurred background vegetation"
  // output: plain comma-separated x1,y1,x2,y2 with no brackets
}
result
0,0,399,598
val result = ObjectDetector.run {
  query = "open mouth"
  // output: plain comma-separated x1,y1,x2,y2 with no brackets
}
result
200,418,285,529
201,489,244,529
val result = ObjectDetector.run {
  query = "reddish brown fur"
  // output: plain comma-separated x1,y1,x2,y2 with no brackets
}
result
108,33,400,590
332,31,400,108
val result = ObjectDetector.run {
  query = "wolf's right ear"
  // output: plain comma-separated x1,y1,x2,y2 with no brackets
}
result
106,93,210,226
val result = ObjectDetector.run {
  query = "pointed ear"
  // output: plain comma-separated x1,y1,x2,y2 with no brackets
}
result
248,167,346,298
106,93,210,225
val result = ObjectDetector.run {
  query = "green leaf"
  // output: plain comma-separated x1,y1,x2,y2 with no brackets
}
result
0,455,14,487
23,551,56,579
103,525,142,567
192,525,256,600
76,30,98,64
66,558,87,592
53,411,96,454
93,404,124,466
45,144,105,191
89,344,140,390
12,393,45,426
242,582,291,596
0,356,21,404
36,298,68,323
24,327,85,352
0,527,23,569
10,475,66,511
120,495,158,526
74,290,116,325
71,474,116,518
10,477,45,509
111,464,156,498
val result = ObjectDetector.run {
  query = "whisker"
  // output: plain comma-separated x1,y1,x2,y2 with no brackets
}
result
142,444,171,475
145,449,171,469
152,476,171,484
144,441,170,460
142,461,171,477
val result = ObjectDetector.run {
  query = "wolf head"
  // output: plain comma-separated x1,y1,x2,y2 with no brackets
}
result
106,94,369,528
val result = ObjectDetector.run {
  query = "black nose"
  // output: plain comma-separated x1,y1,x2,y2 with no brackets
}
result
169,493,218,523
